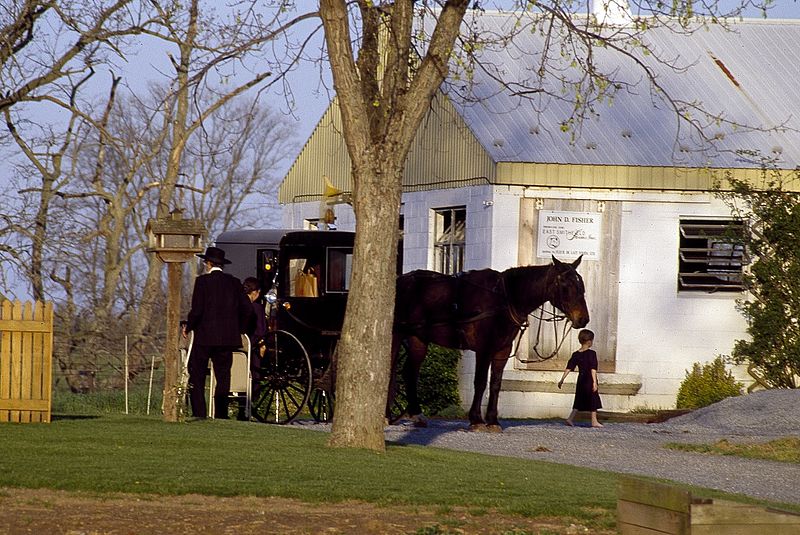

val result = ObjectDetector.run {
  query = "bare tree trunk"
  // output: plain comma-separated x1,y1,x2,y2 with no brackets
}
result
151,0,199,420
328,161,402,450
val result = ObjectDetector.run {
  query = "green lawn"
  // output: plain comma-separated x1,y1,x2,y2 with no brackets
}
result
2,408,797,531
0,414,614,528
666,437,800,464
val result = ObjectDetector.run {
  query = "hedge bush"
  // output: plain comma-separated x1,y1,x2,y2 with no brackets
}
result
675,356,743,410
396,343,461,416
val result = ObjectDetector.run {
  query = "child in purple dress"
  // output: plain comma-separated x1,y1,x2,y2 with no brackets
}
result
557,329,603,428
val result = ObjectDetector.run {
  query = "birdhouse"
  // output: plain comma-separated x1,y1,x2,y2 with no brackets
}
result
146,209,207,263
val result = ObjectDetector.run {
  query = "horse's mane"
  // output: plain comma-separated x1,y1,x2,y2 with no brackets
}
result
502,263,551,280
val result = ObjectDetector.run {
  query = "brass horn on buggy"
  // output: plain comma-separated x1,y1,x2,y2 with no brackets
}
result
318,176,351,230
323,176,343,199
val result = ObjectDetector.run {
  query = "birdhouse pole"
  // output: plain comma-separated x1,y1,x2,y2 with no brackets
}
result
145,209,206,422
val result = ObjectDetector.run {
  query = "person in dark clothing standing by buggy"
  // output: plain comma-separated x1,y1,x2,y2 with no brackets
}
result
557,329,603,428
243,276,267,398
243,277,267,352
184,246,254,419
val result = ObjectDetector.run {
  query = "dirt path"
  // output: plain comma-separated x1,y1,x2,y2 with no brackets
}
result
0,487,609,535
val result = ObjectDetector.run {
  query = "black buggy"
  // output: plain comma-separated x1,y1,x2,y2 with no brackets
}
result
215,229,354,424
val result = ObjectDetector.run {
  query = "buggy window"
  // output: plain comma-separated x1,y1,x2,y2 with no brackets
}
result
288,255,320,297
327,247,353,292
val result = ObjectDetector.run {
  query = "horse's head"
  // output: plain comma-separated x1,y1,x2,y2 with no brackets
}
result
550,255,590,328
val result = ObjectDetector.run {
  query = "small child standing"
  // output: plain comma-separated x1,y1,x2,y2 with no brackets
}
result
557,329,603,427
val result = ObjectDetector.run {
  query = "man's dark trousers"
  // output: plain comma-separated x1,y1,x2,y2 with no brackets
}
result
188,344,235,419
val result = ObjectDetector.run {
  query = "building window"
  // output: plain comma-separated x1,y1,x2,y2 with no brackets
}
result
678,219,746,292
434,207,466,274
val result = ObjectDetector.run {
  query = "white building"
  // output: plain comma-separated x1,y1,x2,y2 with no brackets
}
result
278,14,800,417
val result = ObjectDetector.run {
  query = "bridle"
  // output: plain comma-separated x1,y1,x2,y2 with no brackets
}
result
508,265,576,363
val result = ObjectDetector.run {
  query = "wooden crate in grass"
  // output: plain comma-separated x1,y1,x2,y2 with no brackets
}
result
617,476,800,535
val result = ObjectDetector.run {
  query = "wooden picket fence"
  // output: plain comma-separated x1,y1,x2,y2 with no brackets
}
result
0,300,54,423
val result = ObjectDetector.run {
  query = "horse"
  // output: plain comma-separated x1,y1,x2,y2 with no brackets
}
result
389,256,589,431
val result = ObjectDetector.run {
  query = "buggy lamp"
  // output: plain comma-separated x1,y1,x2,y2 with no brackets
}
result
282,301,291,310
266,288,278,304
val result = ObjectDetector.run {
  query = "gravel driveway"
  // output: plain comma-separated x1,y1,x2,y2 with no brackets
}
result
298,389,800,506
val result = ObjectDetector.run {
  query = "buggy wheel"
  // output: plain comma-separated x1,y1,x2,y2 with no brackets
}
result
308,388,335,423
252,330,312,424
309,340,337,423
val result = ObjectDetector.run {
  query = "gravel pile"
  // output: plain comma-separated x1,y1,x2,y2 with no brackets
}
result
657,389,800,436
294,389,800,505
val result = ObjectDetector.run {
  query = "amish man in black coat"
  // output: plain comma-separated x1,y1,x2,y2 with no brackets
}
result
184,246,254,419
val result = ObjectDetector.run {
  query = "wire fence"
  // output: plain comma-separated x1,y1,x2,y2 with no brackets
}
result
51,335,174,417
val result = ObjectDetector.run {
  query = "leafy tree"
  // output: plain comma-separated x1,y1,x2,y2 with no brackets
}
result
716,167,800,389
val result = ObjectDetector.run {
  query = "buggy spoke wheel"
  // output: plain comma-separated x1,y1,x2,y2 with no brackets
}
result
309,342,337,423
252,330,312,424
309,388,335,423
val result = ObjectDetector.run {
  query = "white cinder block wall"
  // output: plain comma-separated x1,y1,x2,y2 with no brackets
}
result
615,195,749,409
281,202,356,231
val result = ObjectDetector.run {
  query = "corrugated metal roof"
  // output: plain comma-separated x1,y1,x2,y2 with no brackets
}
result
280,14,800,202
448,15,800,169
278,100,352,205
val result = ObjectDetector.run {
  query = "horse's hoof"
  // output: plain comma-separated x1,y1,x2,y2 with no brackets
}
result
387,413,407,425
485,424,503,433
468,423,488,432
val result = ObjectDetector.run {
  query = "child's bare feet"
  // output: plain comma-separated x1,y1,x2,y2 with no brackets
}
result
591,422,604,428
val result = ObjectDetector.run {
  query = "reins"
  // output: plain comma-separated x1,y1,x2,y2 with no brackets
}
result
512,304,573,362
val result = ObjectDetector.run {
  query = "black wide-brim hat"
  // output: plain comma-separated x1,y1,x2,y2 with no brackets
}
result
197,246,231,265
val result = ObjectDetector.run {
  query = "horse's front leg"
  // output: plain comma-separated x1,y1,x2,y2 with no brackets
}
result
468,351,491,430
386,336,428,427
484,351,511,432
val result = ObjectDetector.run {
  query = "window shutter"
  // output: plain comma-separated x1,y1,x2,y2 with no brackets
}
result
678,220,746,292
